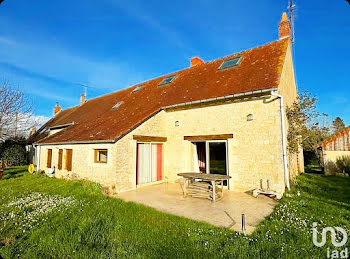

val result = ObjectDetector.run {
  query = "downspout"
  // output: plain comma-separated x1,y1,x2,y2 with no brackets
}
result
34,144,41,172
271,91,290,190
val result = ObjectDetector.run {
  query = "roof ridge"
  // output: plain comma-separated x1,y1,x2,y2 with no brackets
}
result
56,38,289,114
35,37,291,144
203,37,290,66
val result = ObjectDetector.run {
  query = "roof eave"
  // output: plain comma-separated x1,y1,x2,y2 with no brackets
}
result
162,88,277,110
35,139,116,146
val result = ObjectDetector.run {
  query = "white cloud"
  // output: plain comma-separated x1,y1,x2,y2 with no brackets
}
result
0,113,50,140
0,35,143,91
30,115,50,129
105,0,193,51
0,36,18,46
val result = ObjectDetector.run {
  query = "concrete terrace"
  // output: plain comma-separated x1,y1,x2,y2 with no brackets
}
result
117,181,277,234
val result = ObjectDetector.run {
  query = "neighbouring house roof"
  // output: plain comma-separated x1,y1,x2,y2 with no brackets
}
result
32,38,290,145
316,126,350,149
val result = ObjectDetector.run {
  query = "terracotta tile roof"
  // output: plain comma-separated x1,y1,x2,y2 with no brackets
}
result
317,126,350,149
35,38,290,145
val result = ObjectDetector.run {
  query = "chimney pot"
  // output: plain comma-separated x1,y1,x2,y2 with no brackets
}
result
278,12,291,39
190,57,205,67
80,94,86,105
53,102,61,116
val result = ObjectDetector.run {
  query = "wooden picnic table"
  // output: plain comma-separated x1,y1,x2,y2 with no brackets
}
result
178,173,231,202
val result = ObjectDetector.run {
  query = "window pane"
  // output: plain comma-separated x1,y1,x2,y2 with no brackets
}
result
98,150,107,162
159,75,176,86
219,57,241,70
209,142,227,186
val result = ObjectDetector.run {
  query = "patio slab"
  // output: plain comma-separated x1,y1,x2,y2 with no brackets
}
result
116,180,277,234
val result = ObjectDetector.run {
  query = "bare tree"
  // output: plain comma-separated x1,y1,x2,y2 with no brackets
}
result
0,80,35,141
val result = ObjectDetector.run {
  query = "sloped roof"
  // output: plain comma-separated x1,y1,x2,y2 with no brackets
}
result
317,126,350,149
35,38,290,145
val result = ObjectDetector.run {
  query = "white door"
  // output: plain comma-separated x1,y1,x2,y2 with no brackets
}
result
137,143,162,185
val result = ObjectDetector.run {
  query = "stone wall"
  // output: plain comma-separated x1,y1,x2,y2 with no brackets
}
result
40,143,118,188
39,97,286,194
276,42,304,178
323,151,350,163
161,98,285,193
323,151,350,175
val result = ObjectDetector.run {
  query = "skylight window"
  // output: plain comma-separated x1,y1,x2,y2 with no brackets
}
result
158,75,176,86
112,101,124,110
132,85,143,93
219,57,242,70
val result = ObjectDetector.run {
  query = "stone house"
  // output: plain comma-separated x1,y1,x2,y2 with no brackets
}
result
28,13,304,196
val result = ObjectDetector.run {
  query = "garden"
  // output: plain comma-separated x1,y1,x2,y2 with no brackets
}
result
0,166,349,258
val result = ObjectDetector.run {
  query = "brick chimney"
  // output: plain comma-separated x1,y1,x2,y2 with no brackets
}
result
279,12,291,39
190,57,205,67
80,94,86,105
53,102,61,116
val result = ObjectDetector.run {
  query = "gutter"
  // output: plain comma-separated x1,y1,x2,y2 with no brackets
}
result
34,144,41,171
35,88,277,146
49,122,74,130
162,88,277,109
271,91,290,190
35,139,116,146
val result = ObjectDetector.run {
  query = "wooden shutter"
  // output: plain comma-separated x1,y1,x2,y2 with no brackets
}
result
47,149,52,168
156,144,163,181
58,149,63,170
65,149,73,171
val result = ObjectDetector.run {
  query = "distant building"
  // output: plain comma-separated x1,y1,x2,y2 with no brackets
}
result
317,127,350,174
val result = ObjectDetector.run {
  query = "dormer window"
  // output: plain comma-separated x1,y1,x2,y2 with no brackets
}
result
218,57,242,70
112,101,124,110
132,85,143,93
158,75,176,86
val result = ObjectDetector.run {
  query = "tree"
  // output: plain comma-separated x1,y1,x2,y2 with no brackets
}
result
0,137,28,167
286,91,330,168
332,117,346,134
0,80,34,141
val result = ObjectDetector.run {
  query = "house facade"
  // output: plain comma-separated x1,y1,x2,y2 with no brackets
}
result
29,13,304,196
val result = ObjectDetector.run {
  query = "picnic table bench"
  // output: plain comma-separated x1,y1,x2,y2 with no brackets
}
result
178,173,231,202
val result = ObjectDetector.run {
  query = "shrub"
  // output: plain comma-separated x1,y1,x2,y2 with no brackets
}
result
335,156,350,175
324,161,340,175
0,137,28,168
1,144,27,167
325,156,350,176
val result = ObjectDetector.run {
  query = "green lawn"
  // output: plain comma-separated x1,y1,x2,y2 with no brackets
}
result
0,167,349,258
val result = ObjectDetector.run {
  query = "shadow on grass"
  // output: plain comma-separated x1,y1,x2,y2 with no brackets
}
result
2,166,28,180
304,164,324,175
298,173,350,207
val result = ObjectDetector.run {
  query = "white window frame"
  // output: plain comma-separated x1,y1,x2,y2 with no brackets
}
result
136,142,164,186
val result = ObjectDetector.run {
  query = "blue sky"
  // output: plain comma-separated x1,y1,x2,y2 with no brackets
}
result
0,0,349,125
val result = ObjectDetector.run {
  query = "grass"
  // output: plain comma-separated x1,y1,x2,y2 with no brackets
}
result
0,166,349,258
304,151,323,174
